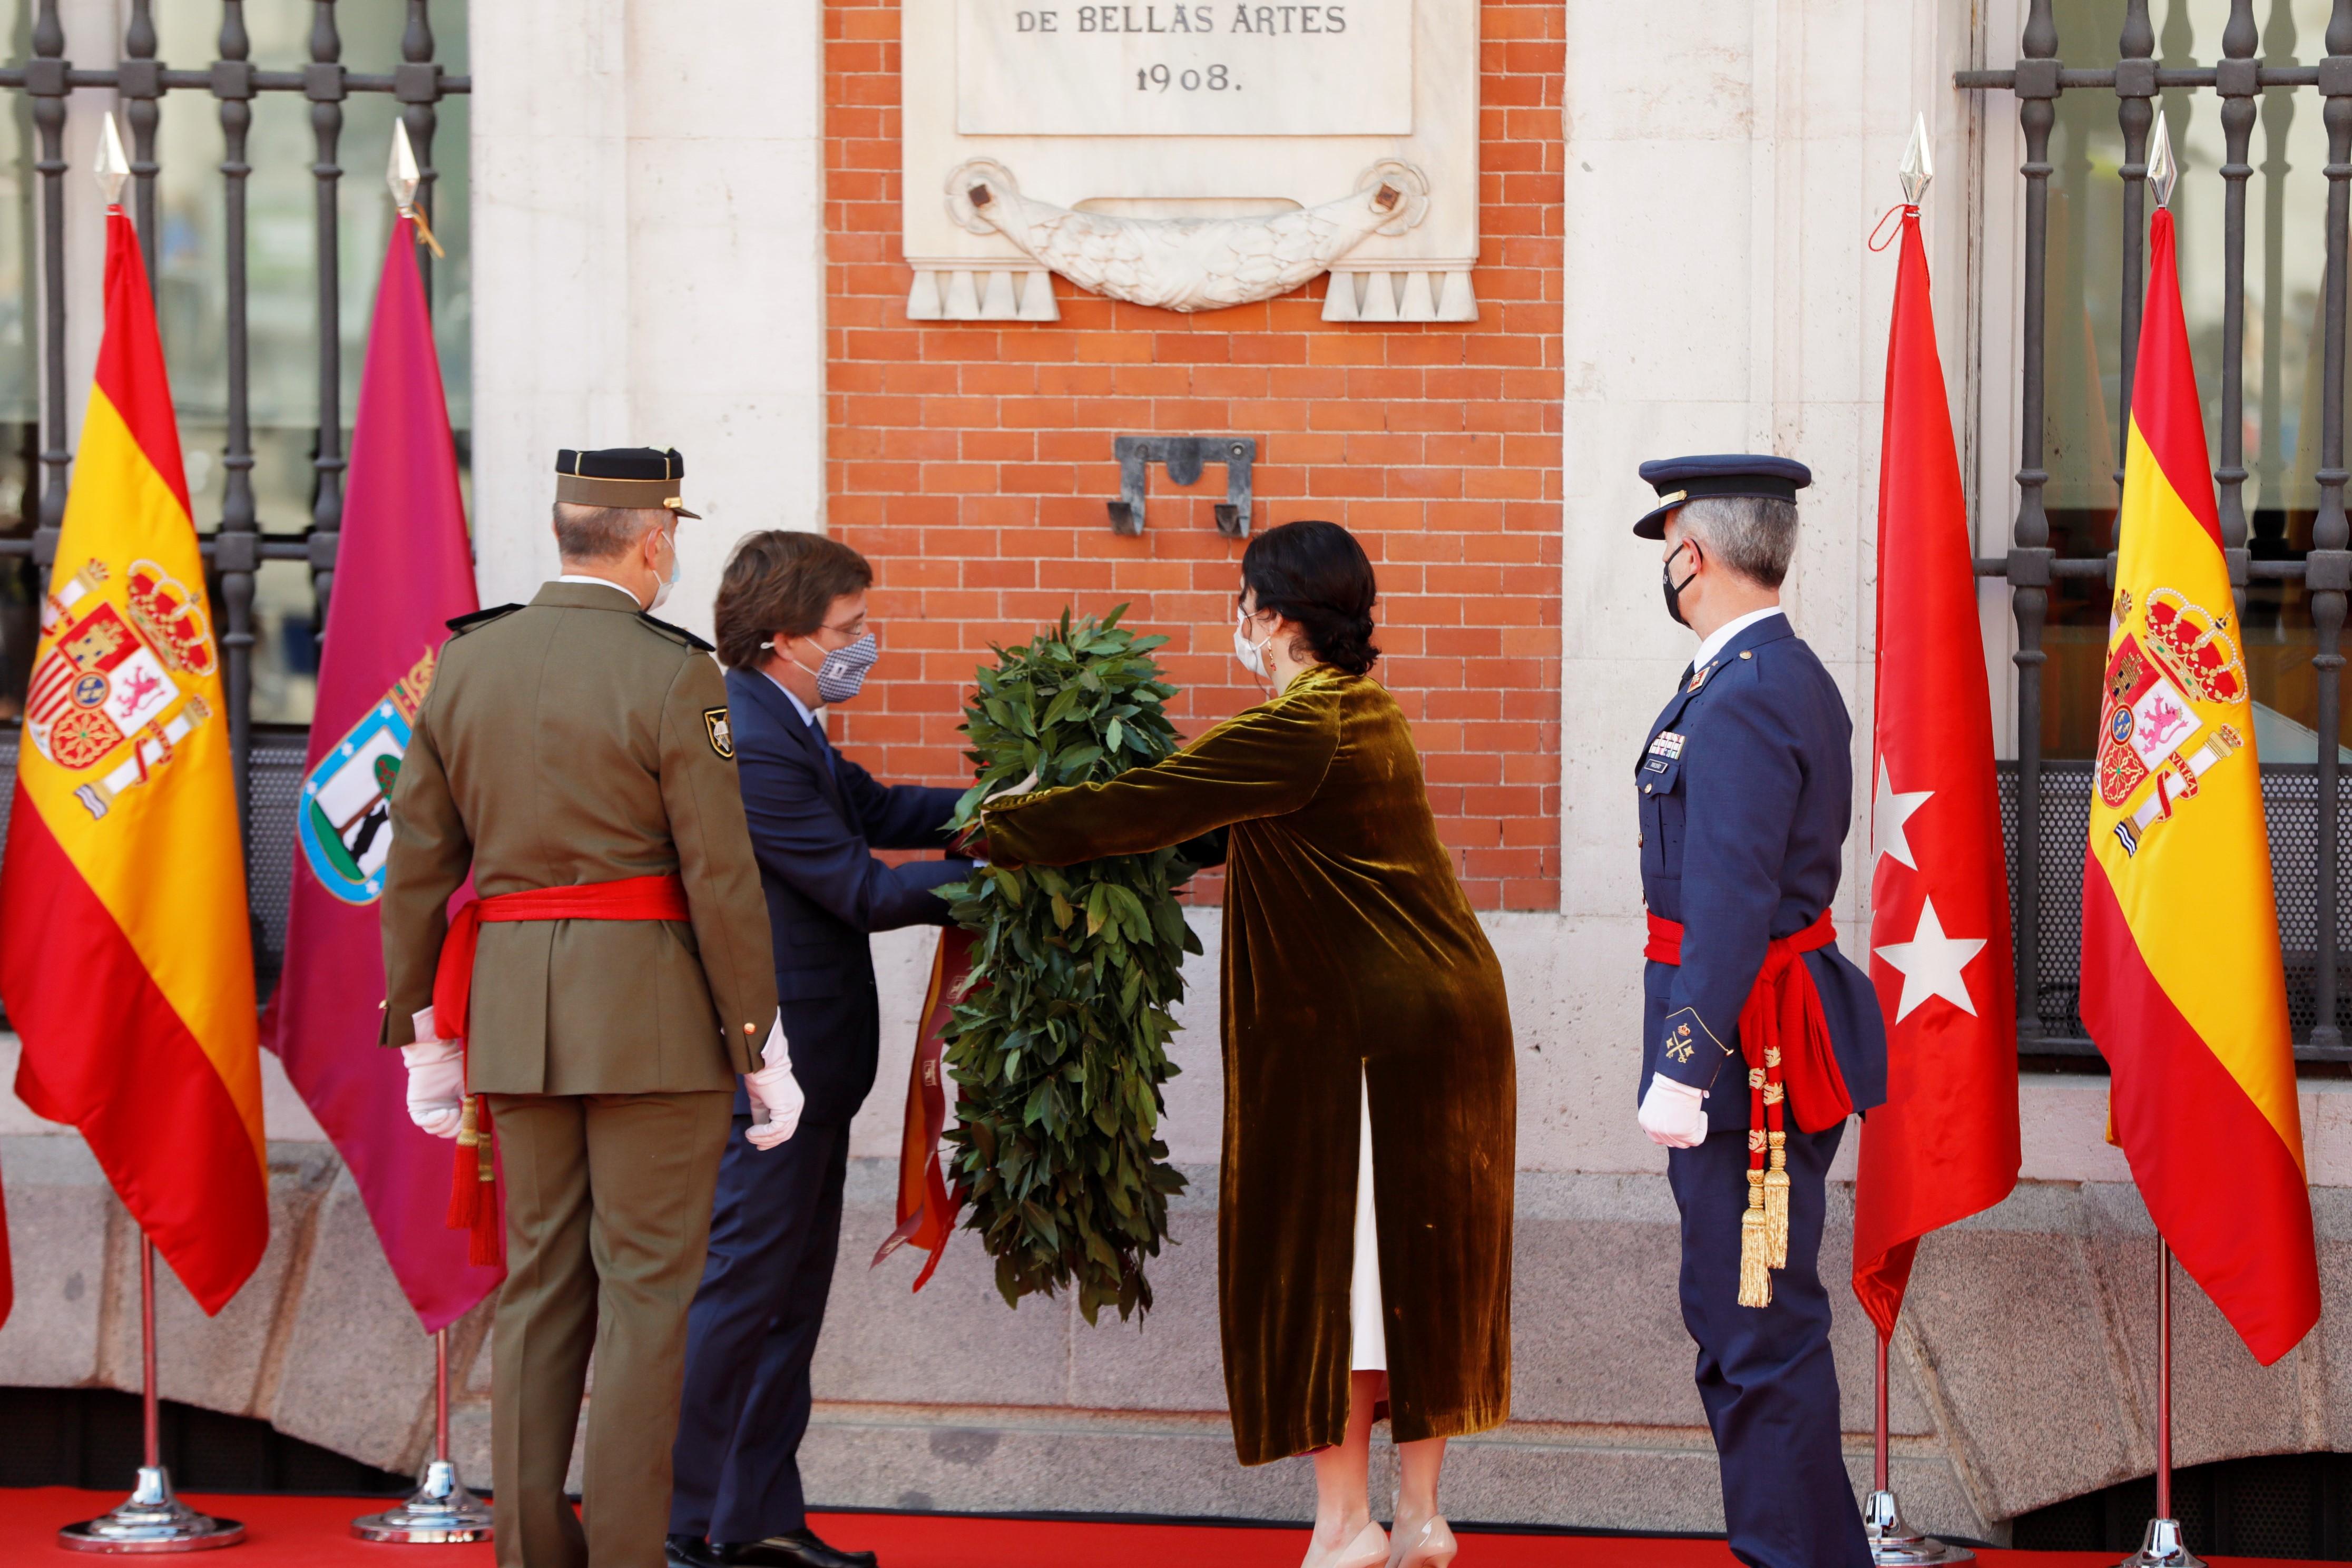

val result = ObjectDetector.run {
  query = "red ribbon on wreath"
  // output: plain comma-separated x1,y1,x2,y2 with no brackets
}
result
873,925,979,1290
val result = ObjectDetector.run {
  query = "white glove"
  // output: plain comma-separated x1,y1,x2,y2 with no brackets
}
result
744,1015,803,1151
1638,1074,1709,1149
403,1008,465,1140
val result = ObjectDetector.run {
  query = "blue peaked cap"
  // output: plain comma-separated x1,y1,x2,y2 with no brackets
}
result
1633,454,1812,538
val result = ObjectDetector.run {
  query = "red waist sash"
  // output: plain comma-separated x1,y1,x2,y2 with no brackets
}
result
1645,906,1853,1308
1642,907,1853,1135
432,872,693,1041
432,872,693,1266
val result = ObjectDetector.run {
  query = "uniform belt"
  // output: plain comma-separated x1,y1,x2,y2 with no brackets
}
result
1641,907,1854,1135
432,871,693,1268
1646,906,1853,1309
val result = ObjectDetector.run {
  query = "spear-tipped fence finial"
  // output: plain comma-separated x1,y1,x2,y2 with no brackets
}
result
2149,107,2181,208
95,112,130,207
1900,111,1933,205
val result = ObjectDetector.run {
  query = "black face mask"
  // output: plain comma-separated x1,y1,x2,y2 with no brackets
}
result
1661,541,1701,628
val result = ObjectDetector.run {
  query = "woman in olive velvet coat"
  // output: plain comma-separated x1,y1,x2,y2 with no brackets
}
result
983,522,1514,1568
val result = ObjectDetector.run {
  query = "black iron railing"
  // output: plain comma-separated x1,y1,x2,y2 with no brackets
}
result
1963,0,2352,1064
0,0,466,931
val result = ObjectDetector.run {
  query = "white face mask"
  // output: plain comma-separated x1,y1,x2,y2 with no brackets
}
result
646,526,680,612
1234,608,1274,679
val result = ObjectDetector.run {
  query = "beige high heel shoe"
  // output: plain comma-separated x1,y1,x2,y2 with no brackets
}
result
1303,1519,1391,1568
1383,1514,1458,1568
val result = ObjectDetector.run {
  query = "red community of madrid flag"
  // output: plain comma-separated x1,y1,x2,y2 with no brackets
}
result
1853,195,2021,1337
0,201,265,1315
259,197,502,1330
2082,184,2319,1365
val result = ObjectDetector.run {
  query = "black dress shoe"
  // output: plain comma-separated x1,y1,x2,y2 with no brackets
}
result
665,1535,726,1568
717,1530,878,1568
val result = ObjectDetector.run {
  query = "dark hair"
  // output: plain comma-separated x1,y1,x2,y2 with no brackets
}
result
713,531,875,670
1239,520,1379,676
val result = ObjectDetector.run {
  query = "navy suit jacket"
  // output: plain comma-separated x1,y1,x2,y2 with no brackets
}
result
1635,614,1887,1132
726,667,968,1126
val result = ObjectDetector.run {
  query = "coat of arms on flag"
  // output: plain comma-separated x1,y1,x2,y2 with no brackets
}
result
298,648,437,904
26,557,219,820
2094,588,2249,855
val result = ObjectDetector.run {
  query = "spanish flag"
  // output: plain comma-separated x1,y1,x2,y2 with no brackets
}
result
0,204,264,1315
2082,200,2319,1365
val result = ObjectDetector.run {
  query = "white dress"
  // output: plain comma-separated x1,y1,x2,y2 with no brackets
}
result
1350,1069,1387,1371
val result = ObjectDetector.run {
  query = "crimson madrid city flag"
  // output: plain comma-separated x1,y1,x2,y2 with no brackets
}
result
260,213,502,1330
1852,202,2021,1336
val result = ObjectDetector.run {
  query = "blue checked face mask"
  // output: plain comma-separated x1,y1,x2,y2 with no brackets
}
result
809,631,878,704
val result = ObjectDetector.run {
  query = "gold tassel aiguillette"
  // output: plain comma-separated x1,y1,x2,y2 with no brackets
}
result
1762,1129,1790,1268
1738,1167,1772,1308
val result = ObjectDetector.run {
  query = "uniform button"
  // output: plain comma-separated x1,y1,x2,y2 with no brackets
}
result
1739,650,1752,660
1642,784,1652,794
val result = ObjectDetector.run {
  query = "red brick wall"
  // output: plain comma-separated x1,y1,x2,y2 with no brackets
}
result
824,0,1563,909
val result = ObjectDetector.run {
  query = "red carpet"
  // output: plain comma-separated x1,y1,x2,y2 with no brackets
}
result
0,1487,2329,1567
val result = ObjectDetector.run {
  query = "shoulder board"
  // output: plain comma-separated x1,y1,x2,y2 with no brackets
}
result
445,604,523,637
638,612,715,653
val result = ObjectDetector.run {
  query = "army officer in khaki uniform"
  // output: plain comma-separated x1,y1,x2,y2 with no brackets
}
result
382,446,801,1568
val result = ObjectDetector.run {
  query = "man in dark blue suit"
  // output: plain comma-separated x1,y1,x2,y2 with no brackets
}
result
667,533,970,1568
1629,456,1886,1568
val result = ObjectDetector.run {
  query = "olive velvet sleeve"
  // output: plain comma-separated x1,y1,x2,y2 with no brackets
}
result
984,682,1341,866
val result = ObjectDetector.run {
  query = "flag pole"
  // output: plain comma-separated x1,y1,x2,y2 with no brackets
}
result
2113,114,2204,1568
53,131,250,1553
1862,1319,1972,1564
348,130,493,1543
57,1237,246,1551
2119,1240,2202,1567
1876,1329,1889,1495
1859,110,1978,1568
351,1327,494,1543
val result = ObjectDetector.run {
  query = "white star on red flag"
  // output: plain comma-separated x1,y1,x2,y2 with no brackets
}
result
1873,895,1987,1023
1873,759,1933,870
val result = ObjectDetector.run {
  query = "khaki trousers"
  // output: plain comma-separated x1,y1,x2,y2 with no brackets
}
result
487,1091,733,1568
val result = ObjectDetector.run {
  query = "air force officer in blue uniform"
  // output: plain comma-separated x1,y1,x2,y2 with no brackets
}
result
1629,457,1886,1568
667,533,970,1568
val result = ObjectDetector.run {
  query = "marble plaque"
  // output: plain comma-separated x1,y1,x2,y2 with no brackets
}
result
904,0,1474,320
955,0,1413,136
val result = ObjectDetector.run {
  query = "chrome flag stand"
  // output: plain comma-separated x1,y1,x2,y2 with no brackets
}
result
1863,1329,1972,1565
59,1240,245,1553
351,1329,493,1543
2119,1243,2202,1568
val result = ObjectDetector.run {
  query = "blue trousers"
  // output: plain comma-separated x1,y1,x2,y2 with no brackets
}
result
1667,1121,1869,1568
668,1116,850,1545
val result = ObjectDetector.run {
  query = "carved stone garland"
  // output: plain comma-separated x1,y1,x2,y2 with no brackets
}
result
904,158,1475,324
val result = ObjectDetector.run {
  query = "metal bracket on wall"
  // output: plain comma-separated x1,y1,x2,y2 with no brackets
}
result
1108,436,1256,538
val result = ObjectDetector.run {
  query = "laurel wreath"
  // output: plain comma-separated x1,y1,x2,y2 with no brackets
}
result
936,606,1201,1323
